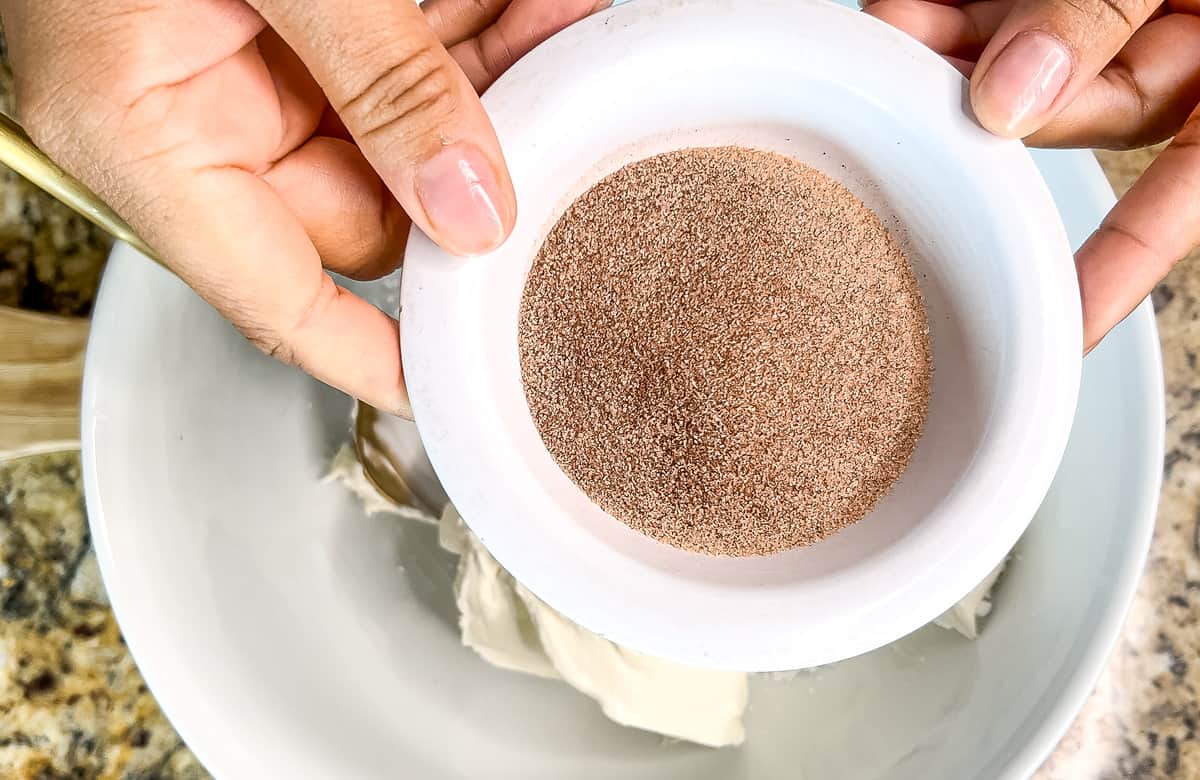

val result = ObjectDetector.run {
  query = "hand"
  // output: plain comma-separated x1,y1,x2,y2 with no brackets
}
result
1,0,604,414
865,0,1200,352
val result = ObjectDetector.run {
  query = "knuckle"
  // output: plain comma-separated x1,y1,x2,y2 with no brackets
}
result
1094,0,1138,32
337,43,460,145
337,247,402,282
324,229,397,280
1095,219,1160,263
1105,62,1147,118
1061,0,1147,33
245,329,298,366
1101,61,1157,147
289,275,340,335
244,275,339,368
474,32,516,83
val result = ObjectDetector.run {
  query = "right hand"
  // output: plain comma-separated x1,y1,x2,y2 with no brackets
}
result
865,0,1200,352
1,0,605,415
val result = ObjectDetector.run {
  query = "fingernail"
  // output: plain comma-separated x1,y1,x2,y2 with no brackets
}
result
590,0,613,12
975,31,1071,137
415,142,510,256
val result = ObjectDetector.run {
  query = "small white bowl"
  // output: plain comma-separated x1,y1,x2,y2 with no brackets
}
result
400,0,1081,671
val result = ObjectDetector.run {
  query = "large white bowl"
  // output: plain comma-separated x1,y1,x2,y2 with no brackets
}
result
81,147,1160,779
400,0,1082,671
80,11,1162,780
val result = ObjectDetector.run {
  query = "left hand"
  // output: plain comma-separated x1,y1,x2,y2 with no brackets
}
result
2,0,604,416
865,0,1200,352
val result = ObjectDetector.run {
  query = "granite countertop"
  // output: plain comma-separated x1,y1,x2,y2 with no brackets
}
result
0,64,1197,780
1030,149,1200,780
0,38,108,317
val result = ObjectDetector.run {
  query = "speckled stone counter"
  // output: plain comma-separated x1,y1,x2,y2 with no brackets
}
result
0,455,207,778
0,68,1196,780
0,37,109,316
1031,150,1200,780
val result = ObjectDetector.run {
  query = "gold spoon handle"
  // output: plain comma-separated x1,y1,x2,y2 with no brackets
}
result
0,112,161,264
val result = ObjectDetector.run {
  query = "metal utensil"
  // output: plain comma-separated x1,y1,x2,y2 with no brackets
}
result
0,112,159,263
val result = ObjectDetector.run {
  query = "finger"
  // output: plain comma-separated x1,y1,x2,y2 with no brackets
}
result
968,0,1160,138
262,136,410,280
449,0,606,92
256,29,326,159
1075,108,1200,352
865,0,1008,61
1027,14,1200,149
249,0,516,257
178,167,409,413
422,0,510,48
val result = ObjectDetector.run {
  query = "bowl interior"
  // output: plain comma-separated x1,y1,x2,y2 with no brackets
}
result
400,0,1081,670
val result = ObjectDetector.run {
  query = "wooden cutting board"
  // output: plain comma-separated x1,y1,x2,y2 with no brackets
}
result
0,304,86,457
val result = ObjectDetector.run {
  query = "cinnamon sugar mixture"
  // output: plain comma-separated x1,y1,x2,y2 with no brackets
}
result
518,147,931,556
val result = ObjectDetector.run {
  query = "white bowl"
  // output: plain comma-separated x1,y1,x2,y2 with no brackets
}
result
80,123,1160,780
400,0,1082,671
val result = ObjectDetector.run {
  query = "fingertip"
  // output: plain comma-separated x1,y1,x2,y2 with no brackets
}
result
970,31,1072,138
355,361,412,419
369,384,412,415
415,140,516,256
353,385,412,420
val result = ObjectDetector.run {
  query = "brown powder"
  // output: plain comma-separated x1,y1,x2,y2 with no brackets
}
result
518,146,931,557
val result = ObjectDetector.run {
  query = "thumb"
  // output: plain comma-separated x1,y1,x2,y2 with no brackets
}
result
249,0,516,257
970,0,1158,138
